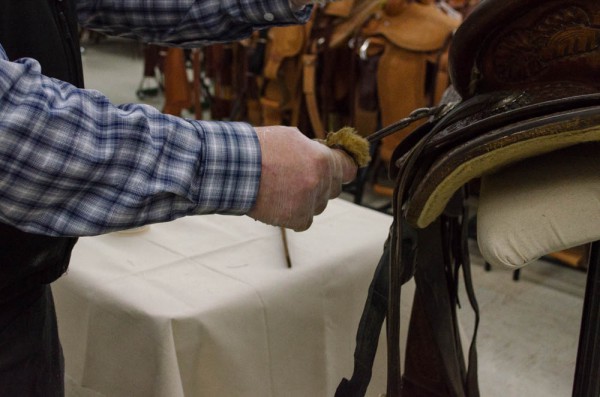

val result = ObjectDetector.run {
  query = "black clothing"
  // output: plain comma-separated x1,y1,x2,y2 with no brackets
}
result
0,1,83,395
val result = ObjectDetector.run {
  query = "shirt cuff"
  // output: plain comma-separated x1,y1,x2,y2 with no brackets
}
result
223,0,312,26
289,0,308,12
192,121,261,215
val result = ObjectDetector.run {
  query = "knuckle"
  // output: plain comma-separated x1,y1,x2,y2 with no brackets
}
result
300,167,321,192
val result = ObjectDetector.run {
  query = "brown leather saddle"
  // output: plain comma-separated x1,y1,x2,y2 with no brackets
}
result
338,0,600,396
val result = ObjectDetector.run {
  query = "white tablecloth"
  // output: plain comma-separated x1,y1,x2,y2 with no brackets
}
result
54,199,394,397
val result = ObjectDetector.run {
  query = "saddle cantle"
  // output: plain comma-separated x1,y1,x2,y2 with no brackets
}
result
339,0,600,396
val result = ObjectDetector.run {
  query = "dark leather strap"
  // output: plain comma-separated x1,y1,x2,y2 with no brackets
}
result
400,190,480,397
336,222,418,397
404,216,467,397
456,192,481,397
335,244,390,397
384,91,483,396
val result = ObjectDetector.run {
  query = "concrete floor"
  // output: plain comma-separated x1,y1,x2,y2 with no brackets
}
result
78,36,588,397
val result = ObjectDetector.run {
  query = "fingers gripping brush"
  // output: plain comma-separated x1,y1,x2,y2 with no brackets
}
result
282,127,371,268
317,127,372,168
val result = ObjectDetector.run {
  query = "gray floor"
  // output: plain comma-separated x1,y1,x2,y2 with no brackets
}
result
78,36,588,397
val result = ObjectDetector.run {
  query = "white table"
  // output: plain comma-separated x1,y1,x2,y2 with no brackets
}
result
54,199,394,397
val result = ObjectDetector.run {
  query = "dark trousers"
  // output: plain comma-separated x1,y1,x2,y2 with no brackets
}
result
0,285,64,397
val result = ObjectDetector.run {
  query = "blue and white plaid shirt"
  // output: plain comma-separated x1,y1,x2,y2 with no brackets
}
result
77,0,310,47
0,0,311,236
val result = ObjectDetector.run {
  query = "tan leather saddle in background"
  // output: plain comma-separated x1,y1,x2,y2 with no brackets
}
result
252,0,462,143
360,0,460,160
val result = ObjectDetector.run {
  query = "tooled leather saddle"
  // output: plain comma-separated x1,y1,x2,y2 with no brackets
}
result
337,0,600,396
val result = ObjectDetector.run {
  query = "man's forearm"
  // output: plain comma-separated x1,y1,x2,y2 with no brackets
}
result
0,54,261,237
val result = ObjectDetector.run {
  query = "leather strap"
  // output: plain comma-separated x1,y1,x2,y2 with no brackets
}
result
336,221,418,397
402,205,470,397
335,244,390,397
460,200,481,397
386,93,470,397
302,52,327,138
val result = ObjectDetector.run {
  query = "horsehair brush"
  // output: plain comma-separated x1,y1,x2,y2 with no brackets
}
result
317,126,372,168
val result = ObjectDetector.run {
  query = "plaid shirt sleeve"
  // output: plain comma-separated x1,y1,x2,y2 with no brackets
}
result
0,48,261,236
76,0,312,46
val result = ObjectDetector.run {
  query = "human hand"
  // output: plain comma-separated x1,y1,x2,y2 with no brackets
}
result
248,126,357,231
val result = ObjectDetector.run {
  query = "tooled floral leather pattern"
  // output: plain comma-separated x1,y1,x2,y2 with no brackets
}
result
489,5,600,84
